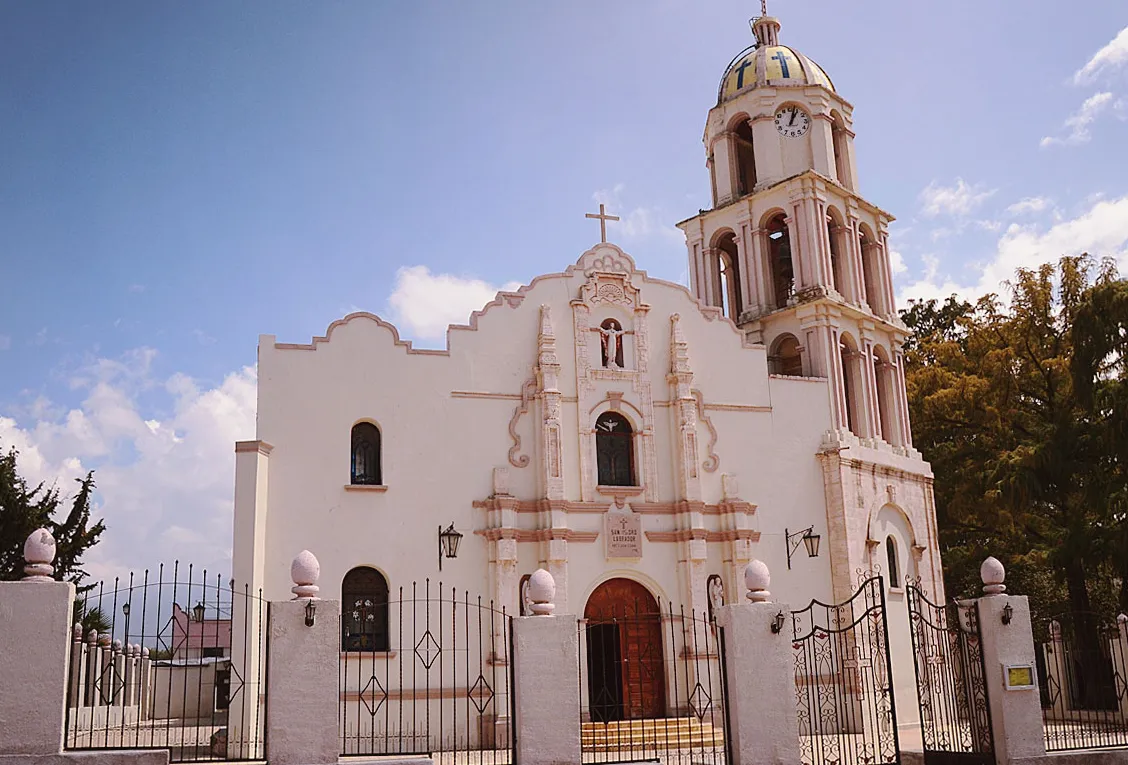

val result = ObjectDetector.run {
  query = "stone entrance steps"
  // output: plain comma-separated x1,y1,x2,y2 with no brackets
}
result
582,717,725,751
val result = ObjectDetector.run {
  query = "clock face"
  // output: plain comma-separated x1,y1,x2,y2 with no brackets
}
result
774,106,811,138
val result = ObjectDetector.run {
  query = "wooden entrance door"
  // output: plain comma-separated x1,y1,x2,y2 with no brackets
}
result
584,578,666,720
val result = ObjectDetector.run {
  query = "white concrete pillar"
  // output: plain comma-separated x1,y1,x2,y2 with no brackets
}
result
976,557,1046,765
714,561,802,765
266,551,340,765
0,530,75,756
511,570,582,765
784,213,803,291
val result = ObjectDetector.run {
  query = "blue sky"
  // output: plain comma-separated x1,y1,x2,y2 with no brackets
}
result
1,1,1126,580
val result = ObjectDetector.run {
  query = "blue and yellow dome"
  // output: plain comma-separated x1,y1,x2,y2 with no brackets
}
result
717,17,835,103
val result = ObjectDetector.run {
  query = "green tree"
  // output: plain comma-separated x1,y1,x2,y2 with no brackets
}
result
0,445,106,585
903,256,1119,618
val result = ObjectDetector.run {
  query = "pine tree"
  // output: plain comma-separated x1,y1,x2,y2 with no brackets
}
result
0,445,106,585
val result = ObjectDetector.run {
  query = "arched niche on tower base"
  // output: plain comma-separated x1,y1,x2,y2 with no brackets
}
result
824,205,849,299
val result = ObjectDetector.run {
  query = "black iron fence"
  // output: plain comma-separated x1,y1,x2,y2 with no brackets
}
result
1034,609,1128,751
339,580,514,765
65,564,267,762
791,576,899,765
906,584,994,765
577,601,730,765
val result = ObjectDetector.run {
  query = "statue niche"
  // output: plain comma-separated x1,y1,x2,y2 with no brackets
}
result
596,318,628,369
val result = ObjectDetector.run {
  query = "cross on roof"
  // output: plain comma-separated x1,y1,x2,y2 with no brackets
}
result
761,0,768,15
585,203,620,244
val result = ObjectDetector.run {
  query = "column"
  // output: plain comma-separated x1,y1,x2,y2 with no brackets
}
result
893,346,913,447
735,219,757,317
880,231,897,319
785,213,803,291
712,132,736,206
266,551,340,765
859,339,880,439
851,220,867,307
749,226,769,313
714,561,802,765
512,571,582,765
976,558,1047,764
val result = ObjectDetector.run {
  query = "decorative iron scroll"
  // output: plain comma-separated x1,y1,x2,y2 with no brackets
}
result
1033,608,1128,752
791,576,900,765
906,583,994,764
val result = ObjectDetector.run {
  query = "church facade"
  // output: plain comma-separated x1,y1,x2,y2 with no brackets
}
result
230,9,942,729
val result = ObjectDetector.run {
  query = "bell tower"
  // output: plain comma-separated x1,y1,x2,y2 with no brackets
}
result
677,6,909,453
677,9,943,616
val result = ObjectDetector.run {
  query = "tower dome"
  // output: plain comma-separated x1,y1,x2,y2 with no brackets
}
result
717,15,834,103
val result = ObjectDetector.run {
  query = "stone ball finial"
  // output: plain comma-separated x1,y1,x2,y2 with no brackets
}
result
290,549,321,600
980,556,1006,596
141,647,150,659
98,634,111,648
73,622,83,641
22,527,57,581
1117,614,1127,627
528,568,556,615
87,629,98,645
745,560,771,603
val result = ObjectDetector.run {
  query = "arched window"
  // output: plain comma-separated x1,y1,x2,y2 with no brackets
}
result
733,120,757,197
885,536,900,585
766,214,794,309
342,567,389,652
595,412,635,487
714,232,741,319
351,422,381,485
770,334,804,376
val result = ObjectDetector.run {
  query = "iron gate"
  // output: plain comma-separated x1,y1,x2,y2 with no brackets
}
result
339,580,514,764
578,600,730,765
906,584,994,765
792,575,900,765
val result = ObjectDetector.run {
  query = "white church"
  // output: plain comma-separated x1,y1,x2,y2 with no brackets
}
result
230,8,942,729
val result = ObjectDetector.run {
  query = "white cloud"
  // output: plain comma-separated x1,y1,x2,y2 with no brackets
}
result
887,246,907,276
1040,91,1114,147
896,194,1128,306
919,178,996,218
127,284,146,294
386,266,521,344
592,185,683,244
1007,196,1051,216
1074,26,1128,84
0,351,257,584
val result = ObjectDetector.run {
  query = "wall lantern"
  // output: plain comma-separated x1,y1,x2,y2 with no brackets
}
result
121,602,130,617
786,526,822,570
438,523,464,572
192,602,205,623
771,610,786,634
304,599,317,628
1001,602,1014,626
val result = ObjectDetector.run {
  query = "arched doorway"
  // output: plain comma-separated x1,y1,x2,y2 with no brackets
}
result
583,578,666,721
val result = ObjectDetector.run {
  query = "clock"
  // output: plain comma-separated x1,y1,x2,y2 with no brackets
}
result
774,106,811,138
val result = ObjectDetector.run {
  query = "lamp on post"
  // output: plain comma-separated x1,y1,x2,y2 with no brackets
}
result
192,602,205,623
786,526,821,570
438,523,463,572
122,601,131,643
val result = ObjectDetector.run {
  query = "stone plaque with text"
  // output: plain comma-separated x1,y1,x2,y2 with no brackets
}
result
605,512,642,559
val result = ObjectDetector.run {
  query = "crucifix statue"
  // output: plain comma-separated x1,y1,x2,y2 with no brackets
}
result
597,318,627,369
585,203,620,244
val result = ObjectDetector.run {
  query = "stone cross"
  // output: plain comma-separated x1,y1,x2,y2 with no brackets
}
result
585,203,620,244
